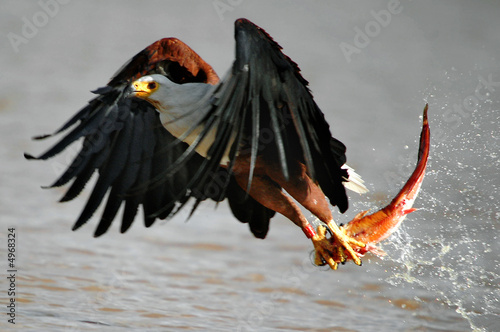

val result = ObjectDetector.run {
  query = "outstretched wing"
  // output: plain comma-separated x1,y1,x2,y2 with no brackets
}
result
26,19,349,239
25,38,226,237
187,18,349,213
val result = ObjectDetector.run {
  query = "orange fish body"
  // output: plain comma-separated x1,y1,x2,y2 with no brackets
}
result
340,105,430,259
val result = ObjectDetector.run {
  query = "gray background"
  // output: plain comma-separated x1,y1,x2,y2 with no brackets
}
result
1,1,499,331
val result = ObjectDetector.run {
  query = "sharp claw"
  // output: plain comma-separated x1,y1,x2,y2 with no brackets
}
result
338,247,347,263
323,221,364,266
310,224,364,270
327,258,338,270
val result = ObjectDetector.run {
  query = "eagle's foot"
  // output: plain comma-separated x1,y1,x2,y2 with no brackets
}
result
312,223,365,269
311,226,340,269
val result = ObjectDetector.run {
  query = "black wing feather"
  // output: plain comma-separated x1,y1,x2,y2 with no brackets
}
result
198,19,348,213
26,19,348,239
25,39,227,236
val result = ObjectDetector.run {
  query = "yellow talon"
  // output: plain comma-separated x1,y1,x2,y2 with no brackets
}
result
325,221,364,266
311,222,366,270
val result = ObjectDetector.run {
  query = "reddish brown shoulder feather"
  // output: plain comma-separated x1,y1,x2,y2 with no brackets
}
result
108,38,219,86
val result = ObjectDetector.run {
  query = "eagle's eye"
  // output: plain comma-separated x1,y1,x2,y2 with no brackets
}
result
147,82,157,90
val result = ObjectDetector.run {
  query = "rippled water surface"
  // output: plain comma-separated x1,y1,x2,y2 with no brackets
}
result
1,1,499,331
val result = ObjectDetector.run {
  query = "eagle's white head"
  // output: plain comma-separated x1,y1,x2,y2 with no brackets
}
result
129,74,221,160
130,74,214,114
130,74,176,112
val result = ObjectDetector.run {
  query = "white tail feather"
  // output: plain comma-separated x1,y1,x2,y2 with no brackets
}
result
342,164,368,194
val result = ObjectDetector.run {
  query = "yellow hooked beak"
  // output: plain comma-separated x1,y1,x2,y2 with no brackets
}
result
131,80,159,98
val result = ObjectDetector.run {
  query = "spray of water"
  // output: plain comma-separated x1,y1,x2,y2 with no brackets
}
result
363,75,500,331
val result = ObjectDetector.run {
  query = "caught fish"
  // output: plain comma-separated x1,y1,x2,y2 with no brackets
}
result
315,104,430,266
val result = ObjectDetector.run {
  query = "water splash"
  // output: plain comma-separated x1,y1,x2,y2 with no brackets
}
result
369,73,500,331
381,223,499,331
